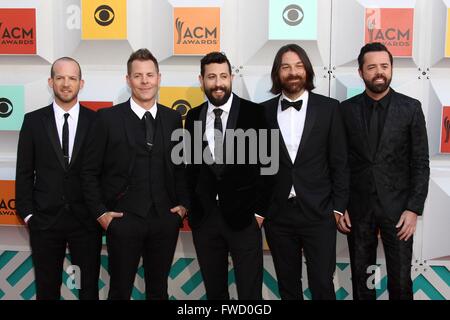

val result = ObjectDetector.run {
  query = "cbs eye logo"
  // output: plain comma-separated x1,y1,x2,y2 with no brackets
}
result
283,4,304,26
94,5,115,26
0,98,13,118
171,99,191,120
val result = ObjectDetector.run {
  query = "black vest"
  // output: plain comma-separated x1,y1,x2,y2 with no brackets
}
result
115,112,166,217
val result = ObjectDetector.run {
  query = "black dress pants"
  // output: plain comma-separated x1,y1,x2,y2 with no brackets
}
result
192,206,263,300
347,194,413,300
265,200,337,300
29,210,102,300
106,209,181,300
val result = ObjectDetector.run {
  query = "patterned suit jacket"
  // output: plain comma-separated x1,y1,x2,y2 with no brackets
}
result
340,89,429,220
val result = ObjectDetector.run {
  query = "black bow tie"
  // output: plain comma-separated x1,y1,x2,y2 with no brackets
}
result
281,99,303,111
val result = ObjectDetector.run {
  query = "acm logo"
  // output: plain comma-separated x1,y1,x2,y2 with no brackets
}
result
0,197,15,213
441,106,450,153
365,8,414,56
0,8,36,54
0,180,22,225
175,17,217,45
173,7,220,55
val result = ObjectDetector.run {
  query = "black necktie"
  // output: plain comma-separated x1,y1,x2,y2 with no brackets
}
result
368,101,379,156
213,108,223,163
143,111,155,152
62,113,69,167
281,99,303,111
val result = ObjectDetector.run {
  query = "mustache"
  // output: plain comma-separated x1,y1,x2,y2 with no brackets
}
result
284,75,303,81
372,75,387,82
210,86,227,91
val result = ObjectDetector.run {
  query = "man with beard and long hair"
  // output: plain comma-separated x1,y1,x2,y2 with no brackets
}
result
339,42,429,300
184,52,271,299
261,44,349,300
16,57,102,299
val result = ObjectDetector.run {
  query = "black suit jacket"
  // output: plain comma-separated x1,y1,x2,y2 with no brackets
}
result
81,100,190,219
16,104,97,230
262,92,349,220
340,89,429,220
185,94,271,231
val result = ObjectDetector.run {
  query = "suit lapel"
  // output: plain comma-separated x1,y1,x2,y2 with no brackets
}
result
120,100,138,175
376,90,397,157
217,95,241,173
156,104,169,153
199,101,208,136
225,93,240,131
354,95,372,159
294,92,318,165
120,100,137,150
199,101,210,156
267,96,291,166
42,105,66,170
70,106,88,166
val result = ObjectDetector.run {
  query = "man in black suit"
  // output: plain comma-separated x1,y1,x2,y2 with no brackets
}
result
16,57,101,300
82,49,189,300
261,44,349,300
339,42,429,300
185,52,270,299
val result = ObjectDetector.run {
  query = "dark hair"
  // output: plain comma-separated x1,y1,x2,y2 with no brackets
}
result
270,44,315,94
358,42,393,70
127,48,159,75
50,57,82,79
200,51,232,77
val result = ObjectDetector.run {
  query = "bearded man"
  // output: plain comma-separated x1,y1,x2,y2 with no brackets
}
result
339,42,429,300
184,51,271,300
261,44,349,300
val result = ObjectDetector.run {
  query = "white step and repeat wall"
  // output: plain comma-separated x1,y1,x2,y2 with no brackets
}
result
0,0,449,299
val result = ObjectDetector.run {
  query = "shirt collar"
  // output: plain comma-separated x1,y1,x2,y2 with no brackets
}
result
207,93,233,115
53,101,80,121
130,97,158,120
363,88,392,109
280,90,309,103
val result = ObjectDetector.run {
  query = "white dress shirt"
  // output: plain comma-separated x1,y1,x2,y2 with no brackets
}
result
130,97,158,120
53,101,80,163
204,94,233,160
276,91,343,216
277,90,309,198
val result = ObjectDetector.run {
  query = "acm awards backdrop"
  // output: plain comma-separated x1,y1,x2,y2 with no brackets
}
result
0,0,450,299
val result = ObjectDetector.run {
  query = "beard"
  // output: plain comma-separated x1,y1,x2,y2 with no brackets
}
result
363,74,391,94
280,74,306,95
204,85,232,107
54,90,78,104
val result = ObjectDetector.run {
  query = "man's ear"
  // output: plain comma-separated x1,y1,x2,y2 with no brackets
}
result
198,75,204,91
